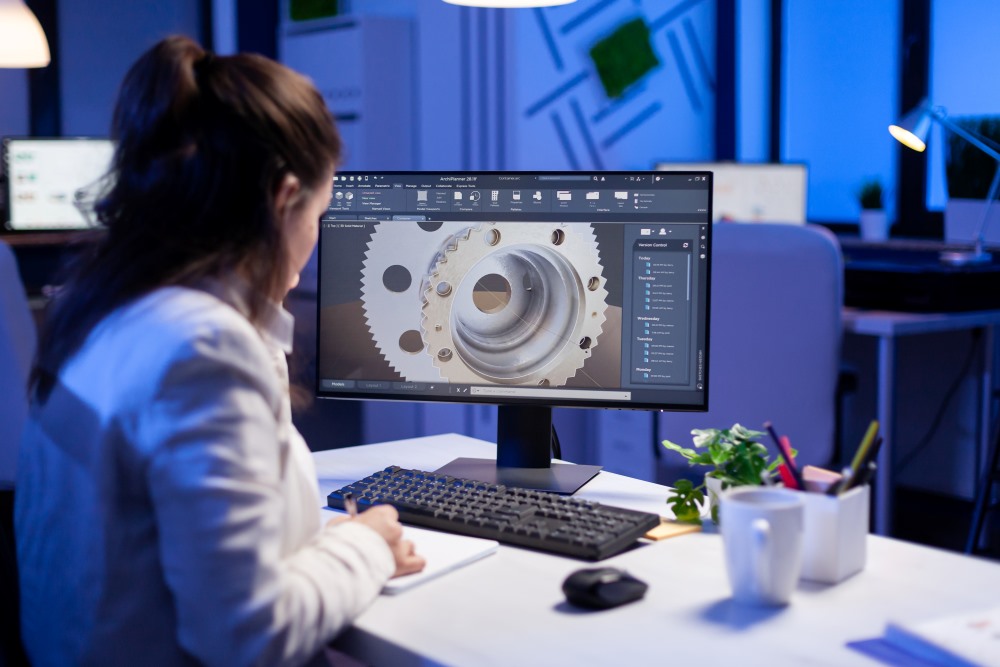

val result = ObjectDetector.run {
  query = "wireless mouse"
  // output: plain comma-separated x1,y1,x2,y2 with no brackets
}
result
562,567,648,610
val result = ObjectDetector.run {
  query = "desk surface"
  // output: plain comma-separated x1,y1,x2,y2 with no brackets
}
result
315,434,1000,666
842,305,1000,336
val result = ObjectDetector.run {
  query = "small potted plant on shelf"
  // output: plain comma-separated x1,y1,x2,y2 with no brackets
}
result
858,178,888,241
663,423,785,525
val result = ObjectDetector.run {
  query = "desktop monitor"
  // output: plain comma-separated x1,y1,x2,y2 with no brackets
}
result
2,136,115,232
316,171,712,493
655,161,807,224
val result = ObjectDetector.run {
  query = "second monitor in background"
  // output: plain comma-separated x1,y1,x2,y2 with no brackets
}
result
655,162,807,225
2,136,115,233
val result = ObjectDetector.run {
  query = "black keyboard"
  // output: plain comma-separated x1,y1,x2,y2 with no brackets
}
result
327,466,661,561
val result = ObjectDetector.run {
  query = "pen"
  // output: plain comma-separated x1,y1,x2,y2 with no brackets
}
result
844,437,882,492
344,492,358,518
764,422,804,490
852,461,877,489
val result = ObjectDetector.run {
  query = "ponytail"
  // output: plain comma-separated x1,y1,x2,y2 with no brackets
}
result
31,35,341,401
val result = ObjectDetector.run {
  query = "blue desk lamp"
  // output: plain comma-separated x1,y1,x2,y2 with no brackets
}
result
890,100,1000,266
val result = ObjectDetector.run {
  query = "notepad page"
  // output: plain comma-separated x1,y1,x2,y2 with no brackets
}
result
321,507,499,595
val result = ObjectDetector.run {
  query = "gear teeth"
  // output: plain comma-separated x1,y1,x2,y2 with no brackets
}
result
359,221,473,381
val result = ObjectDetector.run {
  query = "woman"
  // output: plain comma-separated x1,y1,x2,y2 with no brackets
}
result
15,36,423,667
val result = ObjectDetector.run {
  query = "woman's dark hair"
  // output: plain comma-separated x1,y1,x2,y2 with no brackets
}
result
30,35,341,401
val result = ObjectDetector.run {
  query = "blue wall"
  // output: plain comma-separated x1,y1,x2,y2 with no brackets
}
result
783,0,899,223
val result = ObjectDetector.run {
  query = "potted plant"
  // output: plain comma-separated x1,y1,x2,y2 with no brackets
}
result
858,178,888,241
663,423,785,525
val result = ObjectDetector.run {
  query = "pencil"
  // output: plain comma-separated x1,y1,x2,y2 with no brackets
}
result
850,420,880,473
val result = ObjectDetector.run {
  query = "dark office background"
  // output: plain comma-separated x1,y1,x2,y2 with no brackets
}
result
2,0,999,556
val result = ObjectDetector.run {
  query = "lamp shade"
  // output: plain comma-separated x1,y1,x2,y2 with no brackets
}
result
888,101,933,153
0,0,50,68
443,0,577,6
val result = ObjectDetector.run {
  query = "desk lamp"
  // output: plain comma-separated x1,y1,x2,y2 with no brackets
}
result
889,100,1000,266
0,0,50,68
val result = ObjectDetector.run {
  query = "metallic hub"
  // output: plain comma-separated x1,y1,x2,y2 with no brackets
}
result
421,222,607,386
362,220,608,386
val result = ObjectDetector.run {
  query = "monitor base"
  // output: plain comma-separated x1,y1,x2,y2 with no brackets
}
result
435,457,602,495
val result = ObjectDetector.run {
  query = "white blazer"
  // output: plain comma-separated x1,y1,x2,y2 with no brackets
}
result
16,283,393,667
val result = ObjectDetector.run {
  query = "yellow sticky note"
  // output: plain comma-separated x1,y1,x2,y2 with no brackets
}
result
644,520,702,541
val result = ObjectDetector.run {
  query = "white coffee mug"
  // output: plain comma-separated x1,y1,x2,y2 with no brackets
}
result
720,487,804,606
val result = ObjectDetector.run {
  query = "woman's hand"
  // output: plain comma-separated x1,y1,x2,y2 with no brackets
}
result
328,505,425,578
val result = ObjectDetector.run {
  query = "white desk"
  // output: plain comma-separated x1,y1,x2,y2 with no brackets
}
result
315,434,1000,667
842,307,1000,536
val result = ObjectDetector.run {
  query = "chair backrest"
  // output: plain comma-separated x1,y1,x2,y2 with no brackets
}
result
0,241,37,488
658,223,843,471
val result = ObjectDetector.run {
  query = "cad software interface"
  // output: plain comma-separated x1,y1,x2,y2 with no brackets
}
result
317,171,711,410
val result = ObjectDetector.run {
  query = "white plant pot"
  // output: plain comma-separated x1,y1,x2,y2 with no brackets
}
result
859,209,889,241
704,474,724,520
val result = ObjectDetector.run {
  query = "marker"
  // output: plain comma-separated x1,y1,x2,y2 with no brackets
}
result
344,492,359,518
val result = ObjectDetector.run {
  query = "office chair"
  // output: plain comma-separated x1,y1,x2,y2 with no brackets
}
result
658,223,844,477
0,239,36,667
0,240,36,486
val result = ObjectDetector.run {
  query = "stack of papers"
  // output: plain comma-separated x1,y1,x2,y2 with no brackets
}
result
857,606,1000,667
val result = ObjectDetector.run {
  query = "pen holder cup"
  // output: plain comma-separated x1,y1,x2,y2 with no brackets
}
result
800,485,869,584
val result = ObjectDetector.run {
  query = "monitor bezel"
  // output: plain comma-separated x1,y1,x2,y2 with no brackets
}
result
314,169,712,415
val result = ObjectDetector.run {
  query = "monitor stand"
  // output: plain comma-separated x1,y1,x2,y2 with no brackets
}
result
434,405,602,495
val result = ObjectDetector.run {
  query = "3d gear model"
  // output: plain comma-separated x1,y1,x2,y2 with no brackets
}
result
361,221,608,386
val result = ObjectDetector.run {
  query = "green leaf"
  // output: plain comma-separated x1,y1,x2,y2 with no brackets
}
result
662,439,699,461
673,478,694,493
691,428,721,448
708,442,731,466
666,479,705,525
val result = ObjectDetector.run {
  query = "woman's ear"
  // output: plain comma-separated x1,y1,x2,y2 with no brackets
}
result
273,173,302,223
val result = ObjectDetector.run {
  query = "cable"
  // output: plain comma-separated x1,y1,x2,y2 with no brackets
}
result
550,424,562,460
895,329,983,474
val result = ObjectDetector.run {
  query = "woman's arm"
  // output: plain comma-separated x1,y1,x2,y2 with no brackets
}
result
140,327,394,667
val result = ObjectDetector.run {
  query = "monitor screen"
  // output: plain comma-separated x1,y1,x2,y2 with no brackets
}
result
316,171,712,493
655,162,807,224
2,137,115,232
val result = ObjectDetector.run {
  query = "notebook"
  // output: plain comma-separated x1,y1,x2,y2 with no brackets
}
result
321,507,499,595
